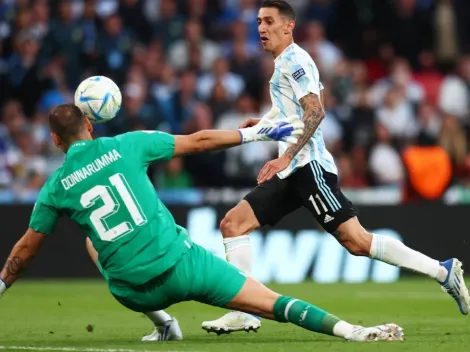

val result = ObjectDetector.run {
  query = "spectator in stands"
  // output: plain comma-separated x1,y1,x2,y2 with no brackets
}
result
168,19,220,72
184,0,221,39
0,100,26,149
97,12,133,84
376,85,418,140
30,0,49,42
349,145,370,187
303,0,337,28
38,61,73,115
218,0,258,46
118,0,152,44
157,157,193,190
222,20,259,59
149,61,177,120
350,60,369,91
371,58,425,108
259,83,272,115
229,38,262,97
215,93,276,186
12,5,33,35
433,0,461,65
153,69,199,134
79,0,99,72
364,43,395,84
385,0,433,68
330,58,353,107
348,87,376,150
108,79,162,135
41,0,84,89
5,30,44,117
439,114,467,176
197,57,244,102
413,51,444,106
152,0,185,52
438,58,470,121
301,20,341,77
0,135,12,189
208,81,232,124
337,154,368,189
369,123,405,186
6,125,46,196
416,101,442,144
321,88,343,155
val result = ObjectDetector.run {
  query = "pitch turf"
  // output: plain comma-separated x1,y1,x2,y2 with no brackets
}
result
2,279,469,352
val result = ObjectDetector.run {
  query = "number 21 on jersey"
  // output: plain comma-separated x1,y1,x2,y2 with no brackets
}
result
80,173,147,241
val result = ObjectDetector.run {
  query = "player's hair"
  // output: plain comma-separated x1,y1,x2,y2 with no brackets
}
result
261,0,296,21
49,104,86,143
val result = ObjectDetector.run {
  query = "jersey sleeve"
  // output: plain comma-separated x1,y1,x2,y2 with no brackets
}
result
119,131,175,164
29,183,61,235
282,54,321,101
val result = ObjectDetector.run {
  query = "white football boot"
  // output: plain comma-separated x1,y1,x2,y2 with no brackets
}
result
439,258,470,315
202,311,261,335
141,318,183,341
345,324,404,342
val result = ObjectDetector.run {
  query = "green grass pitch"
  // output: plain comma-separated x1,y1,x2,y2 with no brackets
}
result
2,279,470,352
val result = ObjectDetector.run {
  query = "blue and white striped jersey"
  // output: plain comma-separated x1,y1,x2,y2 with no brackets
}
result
270,43,337,179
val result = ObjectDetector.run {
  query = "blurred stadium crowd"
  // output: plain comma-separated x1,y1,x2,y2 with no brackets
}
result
1,0,470,200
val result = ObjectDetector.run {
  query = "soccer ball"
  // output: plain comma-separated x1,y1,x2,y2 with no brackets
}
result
74,76,122,123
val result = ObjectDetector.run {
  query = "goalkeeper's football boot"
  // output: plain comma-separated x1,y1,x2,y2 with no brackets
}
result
346,324,404,342
202,311,261,334
142,318,183,341
439,258,470,315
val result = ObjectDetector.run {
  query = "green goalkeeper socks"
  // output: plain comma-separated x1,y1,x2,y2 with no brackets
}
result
273,296,340,336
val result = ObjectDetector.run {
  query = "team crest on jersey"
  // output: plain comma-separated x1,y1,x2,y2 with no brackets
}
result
292,68,306,81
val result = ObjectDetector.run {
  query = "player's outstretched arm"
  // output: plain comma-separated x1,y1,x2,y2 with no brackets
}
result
173,130,246,156
173,111,303,157
0,228,46,293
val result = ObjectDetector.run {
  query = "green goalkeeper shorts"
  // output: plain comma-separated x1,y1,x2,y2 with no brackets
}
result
102,243,247,313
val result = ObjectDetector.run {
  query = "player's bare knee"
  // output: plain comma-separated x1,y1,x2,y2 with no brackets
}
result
342,241,366,256
221,207,258,239
219,213,243,238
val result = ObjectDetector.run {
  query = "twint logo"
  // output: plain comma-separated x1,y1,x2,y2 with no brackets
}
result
187,207,401,284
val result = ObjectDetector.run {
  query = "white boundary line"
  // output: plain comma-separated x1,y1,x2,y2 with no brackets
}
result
0,347,185,352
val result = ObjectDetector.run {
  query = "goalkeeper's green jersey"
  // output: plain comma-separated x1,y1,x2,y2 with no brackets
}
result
29,131,191,286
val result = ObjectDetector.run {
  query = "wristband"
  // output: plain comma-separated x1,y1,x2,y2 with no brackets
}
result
237,129,245,144
0,278,8,295
238,127,262,144
237,128,251,144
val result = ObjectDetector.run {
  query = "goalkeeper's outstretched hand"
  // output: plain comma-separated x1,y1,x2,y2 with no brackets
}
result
238,107,304,144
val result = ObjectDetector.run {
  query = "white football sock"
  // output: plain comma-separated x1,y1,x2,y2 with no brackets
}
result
369,233,448,282
145,310,172,326
223,235,252,275
333,321,355,338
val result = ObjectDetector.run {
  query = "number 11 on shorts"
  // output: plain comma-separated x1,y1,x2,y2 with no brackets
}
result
309,194,328,215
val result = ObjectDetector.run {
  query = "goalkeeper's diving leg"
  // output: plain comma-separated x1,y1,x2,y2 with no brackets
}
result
177,242,404,341
85,238,183,341
217,274,404,342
